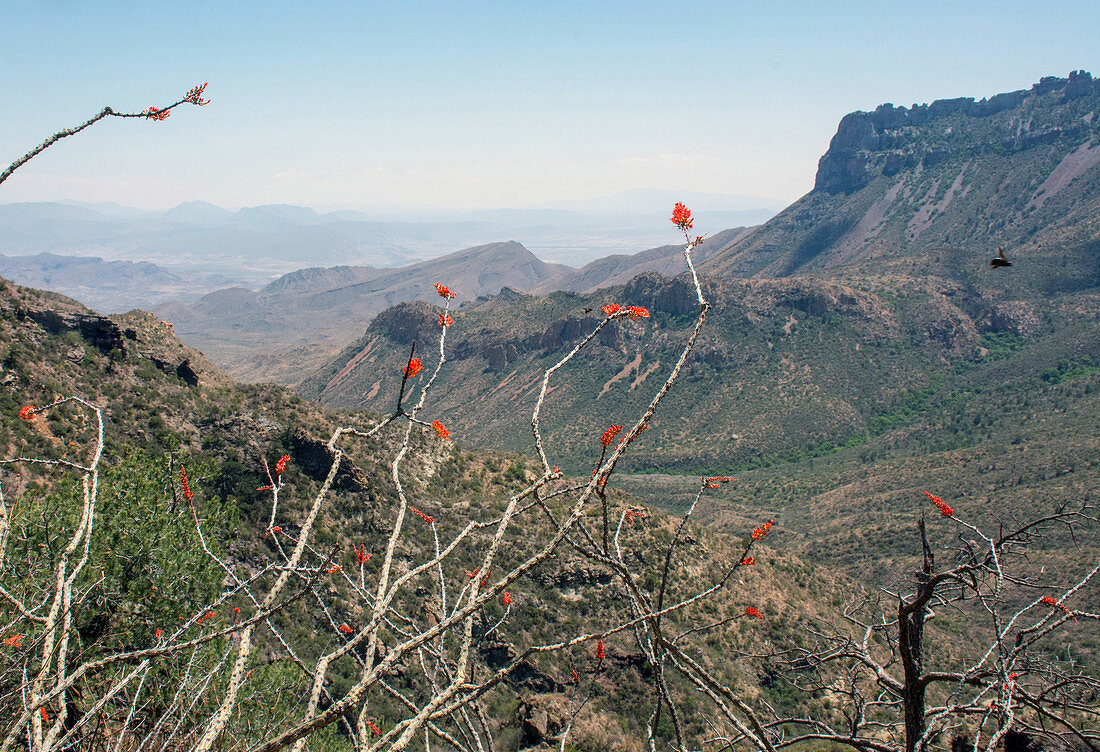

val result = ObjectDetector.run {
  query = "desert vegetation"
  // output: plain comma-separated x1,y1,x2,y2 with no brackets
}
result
1,83,1098,752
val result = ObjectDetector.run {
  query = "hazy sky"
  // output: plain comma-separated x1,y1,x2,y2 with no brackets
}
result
2,0,1098,211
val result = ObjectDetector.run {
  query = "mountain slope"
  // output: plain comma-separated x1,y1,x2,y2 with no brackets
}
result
0,275,864,751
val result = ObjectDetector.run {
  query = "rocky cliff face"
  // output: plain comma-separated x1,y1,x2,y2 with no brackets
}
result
704,71,1100,291
815,71,1099,194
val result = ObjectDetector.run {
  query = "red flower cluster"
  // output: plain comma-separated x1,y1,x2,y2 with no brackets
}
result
571,667,579,684
740,556,756,566
595,639,606,661
670,202,693,230
367,720,381,736
502,592,512,606
924,491,953,517
18,405,36,421
275,454,290,474
601,303,622,316
327,565,342,574
353,543,371,564
183,82,210,105
257,484,274,492
267,525,283,537
1040,595,1074,618
409,507,434,524
405,357,424,378
3,635,23,647
144,106,170,121
703,475,737,489
438,313,454,327
626,305,650,319
622,509,649,525
600,425,623,447
431,420,450,440
434,283,456,299
339,623,353,634
155,628,164,641
179,467,194,501
751,520,773,541
197,610,215,624
743,606,763,619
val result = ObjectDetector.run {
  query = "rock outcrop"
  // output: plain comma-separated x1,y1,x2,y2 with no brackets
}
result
814,71,1099,194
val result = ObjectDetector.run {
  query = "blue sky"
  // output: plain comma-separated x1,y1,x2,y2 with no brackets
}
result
2,0,1098,211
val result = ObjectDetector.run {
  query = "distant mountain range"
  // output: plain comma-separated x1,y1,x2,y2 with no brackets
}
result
153,231,756,382
0,191,780,298
0,252,241,312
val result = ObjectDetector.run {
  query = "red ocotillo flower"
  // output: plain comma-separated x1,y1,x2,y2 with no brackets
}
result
743,606,763,619
275,454,290,474
144,106,170,121
179,467,194,501
404,357,424,378
703,475,737,489
740,556,756,566
601,303,622,316
3,635,23,647
18,405,36,421
431,420,450,440
339,623,353,634
595,639,606,661
924,491,953,517
1041,595,1075,618
155,629,163,641
626,305,650,319
434,283,456,299
502,592,512,606
183,82,210,105
438,313,454,327
751,520,773,541
366,720,381,736
354,543,371,564
409,507,434,524
600,425,622,447
670,202,693,230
